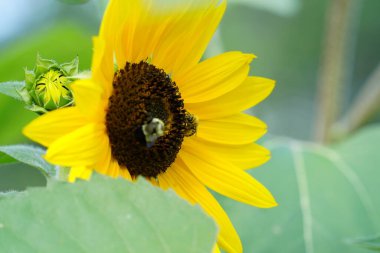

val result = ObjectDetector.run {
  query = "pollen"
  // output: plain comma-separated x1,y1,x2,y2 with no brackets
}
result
105,61,197,178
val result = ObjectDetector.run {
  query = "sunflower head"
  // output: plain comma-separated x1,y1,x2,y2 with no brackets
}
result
23,1,277,252
22,54,79,113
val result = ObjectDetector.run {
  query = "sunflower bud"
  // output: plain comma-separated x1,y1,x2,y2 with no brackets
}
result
22,54,79,113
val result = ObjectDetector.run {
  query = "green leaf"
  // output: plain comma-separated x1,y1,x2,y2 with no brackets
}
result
0,163,47,192
218,126,380,253
349,234,380,251
0,176,217,253
0,145,56,177
0,191,24,200
0,153,16,164
0,81,25,101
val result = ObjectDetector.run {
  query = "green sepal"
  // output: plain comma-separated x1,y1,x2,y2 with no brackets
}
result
42,95,73,111
34,53,59,77
24,69,36,88
25,104,48,114
71,70,91,79
60,56,79,77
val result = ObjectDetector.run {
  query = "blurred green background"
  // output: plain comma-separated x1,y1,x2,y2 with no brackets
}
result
1,0,379,143
0,0,379,252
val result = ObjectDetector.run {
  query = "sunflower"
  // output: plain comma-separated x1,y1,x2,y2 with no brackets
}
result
23,0,277,252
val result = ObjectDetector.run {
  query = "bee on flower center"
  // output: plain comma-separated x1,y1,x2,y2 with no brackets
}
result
184,112,198,137
105,61,198,178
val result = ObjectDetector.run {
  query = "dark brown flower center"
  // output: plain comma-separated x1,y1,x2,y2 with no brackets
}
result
105,61,197,178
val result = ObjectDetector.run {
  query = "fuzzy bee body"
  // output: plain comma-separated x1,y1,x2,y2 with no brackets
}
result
184,112,198,137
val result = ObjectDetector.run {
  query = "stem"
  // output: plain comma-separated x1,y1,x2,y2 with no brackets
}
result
332,64,380,138
314,0,359,143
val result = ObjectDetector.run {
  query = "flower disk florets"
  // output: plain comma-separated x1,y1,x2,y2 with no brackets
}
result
106,61,197,178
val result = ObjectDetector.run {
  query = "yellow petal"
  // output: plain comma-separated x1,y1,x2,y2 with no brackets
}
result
159,162,242,253
213,245,221,253
71,79,105,122
99,0,127,39
147,177,160,187
68,166,93,183
92,36,114,98
179,148,277,208
94,138,113,175
151,0,226,75
118,166,132,181
184,137,270,170
176,52,254,103
100,0,226,76
186,76,275,120
115,0,166,66
96,0,123,96
23,107,87,147
82,136,123,179
45,123,107,168
197,113,267,145
99,0,133,61
112,0,142,66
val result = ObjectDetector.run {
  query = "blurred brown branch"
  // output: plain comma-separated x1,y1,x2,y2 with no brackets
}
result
332,64,380,139
314,0,361,143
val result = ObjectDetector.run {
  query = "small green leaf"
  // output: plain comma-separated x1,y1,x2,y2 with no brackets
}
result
0,145,56,177
0,176,217,253
0,81,25,101
349,234,380,251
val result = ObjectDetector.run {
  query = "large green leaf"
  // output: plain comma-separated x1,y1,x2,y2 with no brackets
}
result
349,234,380,252
0,145,56,177
218,126,380,253
0,145,52,191
0,163,47,192
0,176,217,253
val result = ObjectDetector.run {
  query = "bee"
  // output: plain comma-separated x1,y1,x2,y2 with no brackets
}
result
142,118,165,148
184,112,198,137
